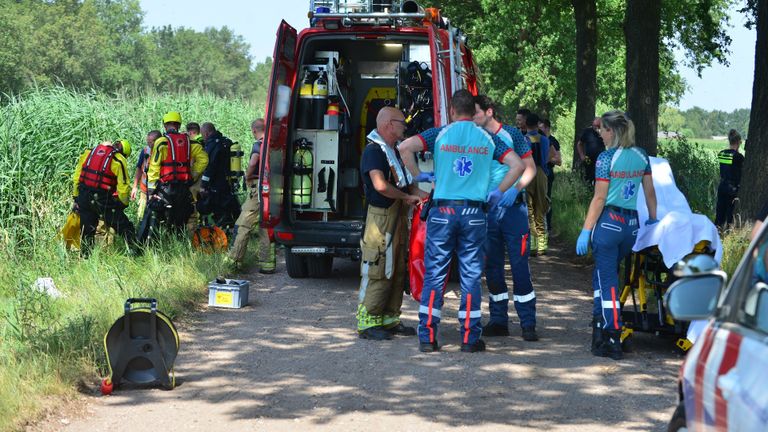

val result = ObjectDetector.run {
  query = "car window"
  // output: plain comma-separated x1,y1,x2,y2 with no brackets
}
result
739,233,768,334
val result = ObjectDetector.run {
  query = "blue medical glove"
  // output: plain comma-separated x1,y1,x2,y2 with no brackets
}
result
576,229,591,256
645,217,659,226
413,171,435,183
486,188,503,207
498,188,520,208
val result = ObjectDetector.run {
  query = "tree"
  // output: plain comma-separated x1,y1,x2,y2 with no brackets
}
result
625,0,662,155
740,0,768,218
571,0,598,168
622,0,733,156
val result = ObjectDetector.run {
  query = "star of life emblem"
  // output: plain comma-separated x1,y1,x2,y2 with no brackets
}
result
453,156,473,177
622,182,636,200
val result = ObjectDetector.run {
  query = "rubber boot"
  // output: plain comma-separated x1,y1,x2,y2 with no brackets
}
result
590,316,603,355
598,329,623,360
530,235,539,257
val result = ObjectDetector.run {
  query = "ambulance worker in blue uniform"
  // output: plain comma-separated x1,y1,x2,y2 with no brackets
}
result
398,90,525,353
472,95,540,341
576,110,658,360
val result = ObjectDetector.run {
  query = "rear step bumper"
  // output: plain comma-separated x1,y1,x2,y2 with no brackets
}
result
274,224,362,259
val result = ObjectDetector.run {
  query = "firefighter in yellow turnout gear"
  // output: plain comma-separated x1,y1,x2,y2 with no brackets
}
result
143,111,209,237
357,107,427,340
228,119,276,272
72,140,136,255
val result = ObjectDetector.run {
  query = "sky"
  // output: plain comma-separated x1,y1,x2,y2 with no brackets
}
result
139,0,756,111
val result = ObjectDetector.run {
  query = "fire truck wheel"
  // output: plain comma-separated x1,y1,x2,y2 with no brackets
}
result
306,255,333,278
285,250,309,279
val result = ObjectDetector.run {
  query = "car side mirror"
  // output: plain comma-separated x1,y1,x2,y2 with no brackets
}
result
673,253,720,277
664,272,727,321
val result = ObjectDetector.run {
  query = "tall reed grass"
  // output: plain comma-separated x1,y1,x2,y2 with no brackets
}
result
0,86,261,431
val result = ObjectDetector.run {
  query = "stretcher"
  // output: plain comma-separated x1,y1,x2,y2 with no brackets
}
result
619,241,714,352
620,156,722,351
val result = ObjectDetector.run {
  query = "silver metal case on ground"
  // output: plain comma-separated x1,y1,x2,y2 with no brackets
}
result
208,279,250,308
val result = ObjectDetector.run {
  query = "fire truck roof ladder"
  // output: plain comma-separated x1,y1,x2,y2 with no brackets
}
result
437,23,466,95
309,0,427,26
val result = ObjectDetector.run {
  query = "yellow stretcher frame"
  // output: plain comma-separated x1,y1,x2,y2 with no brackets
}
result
618,241,712,352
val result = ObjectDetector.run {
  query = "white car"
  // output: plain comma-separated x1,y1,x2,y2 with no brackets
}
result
665,227,768,431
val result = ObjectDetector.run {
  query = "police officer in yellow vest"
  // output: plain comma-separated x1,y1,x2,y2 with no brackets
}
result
72,140,136,255
228,119,277,272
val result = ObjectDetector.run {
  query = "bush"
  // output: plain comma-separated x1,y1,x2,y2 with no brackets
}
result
550,170,592,245
658,135,718,218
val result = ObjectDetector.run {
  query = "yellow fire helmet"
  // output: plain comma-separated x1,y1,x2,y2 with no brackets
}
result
162,111,182,125
115,139,132,158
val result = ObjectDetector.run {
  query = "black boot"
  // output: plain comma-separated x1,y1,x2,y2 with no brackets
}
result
590,317,603,355
482,322,510,337
596,330,623,360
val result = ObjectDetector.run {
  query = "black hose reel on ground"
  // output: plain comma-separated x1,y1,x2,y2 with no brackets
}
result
102,298,179,393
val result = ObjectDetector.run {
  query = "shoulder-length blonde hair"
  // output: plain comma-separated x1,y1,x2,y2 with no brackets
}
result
601,110,635,149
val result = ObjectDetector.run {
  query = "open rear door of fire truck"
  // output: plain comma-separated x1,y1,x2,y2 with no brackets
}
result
261,20,297,230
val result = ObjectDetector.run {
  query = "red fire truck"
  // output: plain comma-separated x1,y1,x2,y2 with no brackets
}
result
260,0,479,278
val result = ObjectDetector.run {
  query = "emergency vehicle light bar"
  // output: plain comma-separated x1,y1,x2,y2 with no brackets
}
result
310,12,427,20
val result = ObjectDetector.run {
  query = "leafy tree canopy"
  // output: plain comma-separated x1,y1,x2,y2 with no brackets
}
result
0,0,269,101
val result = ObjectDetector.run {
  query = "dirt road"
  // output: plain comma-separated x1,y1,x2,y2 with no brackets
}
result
42,242,682,431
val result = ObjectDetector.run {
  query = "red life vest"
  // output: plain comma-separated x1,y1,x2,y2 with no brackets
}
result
159,132,192,184
79,144,118,192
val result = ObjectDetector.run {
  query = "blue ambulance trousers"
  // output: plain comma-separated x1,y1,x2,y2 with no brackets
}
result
419,204,487,345
484,201,536,328
591,207,638,331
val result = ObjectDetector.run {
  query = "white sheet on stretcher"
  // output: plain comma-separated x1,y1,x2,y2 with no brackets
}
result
633,157,723,268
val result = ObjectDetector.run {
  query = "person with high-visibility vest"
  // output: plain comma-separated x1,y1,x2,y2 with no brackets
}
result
185,121,205,232
398,89,525,353
714,129,744,229
524,112,551,256
131,130,162,220
72,139,136,255
144,111,208,238
228,119,277,272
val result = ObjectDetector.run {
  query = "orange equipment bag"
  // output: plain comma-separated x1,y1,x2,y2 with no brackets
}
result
192,225,228,254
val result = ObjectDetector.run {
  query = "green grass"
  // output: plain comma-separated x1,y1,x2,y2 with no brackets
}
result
0,86,262,432
660,137,728,154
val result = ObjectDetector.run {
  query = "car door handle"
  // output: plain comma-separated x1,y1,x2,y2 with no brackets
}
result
717,372,739,401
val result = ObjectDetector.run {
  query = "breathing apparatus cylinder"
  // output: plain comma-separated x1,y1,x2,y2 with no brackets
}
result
298,69,314,129
228,141,244,190
292,139,313,208
311,71,329,129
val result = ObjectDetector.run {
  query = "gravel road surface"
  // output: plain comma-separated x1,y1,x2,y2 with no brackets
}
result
35,241,682,431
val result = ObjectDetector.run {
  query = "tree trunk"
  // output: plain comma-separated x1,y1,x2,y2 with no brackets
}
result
624,0,661,156
740,0,768,219
571,0,598,169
